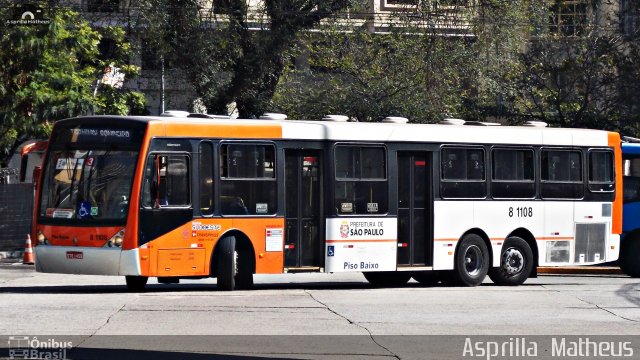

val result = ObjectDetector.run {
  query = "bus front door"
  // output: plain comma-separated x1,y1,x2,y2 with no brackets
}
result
397,152,433,267
284,150,322,269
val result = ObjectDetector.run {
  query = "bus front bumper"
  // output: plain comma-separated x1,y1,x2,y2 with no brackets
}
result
34,246,141,276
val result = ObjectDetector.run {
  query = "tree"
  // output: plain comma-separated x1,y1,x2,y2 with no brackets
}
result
0,3,145,165
273,0,535,123
178,0,353,118
513,2,640,134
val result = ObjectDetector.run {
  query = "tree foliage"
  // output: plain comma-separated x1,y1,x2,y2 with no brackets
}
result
274,0,537,123
514,4,640,134
156,0,354,118
0,3,145,165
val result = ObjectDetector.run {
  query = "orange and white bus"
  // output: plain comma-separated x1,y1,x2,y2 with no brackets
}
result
33,115,622,291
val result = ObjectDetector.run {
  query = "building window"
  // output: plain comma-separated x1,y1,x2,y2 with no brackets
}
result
621,0,640,37
87,0,120,13
440,147,486,199
213,0,231,14
219,144,276,215
380,0,419,11
550,0,588,37
334,145,387,215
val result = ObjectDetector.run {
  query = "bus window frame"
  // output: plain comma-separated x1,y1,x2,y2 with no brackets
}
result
439,145,487,200
218,141,278,217
539,147,584,200
587,148,615,194
140,151,192,210
198,141,215,217
332,142,389,217
490,146,536,200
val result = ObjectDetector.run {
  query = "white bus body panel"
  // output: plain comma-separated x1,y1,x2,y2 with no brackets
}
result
433,200,615,270
324,217,398,273
34,246,141,276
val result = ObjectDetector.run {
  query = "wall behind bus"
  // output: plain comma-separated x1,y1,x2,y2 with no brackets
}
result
0,183,34,253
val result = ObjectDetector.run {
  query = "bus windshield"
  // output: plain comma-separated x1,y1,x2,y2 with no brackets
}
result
39,149,138,221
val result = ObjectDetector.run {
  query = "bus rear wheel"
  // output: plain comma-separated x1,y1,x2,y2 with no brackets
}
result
454,234,489,286
488,236,533,286
125,276,148,292
363,271,411,287
216,236,253,291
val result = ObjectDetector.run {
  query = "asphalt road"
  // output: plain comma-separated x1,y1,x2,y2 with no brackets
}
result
1,266,640,359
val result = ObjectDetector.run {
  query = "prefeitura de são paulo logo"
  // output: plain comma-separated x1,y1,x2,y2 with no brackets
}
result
340,221,349,238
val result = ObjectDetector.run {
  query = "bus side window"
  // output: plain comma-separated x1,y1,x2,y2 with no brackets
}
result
334,145,387,215
220,143,276,215
440,147,486,199
541,149,583,199
142,154,190,208
199,142,214,215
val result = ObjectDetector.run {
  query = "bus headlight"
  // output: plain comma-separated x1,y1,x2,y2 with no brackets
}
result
106,229,125,248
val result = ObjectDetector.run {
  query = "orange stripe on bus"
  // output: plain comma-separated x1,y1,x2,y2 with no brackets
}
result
161,122,283,139
609,131,623,235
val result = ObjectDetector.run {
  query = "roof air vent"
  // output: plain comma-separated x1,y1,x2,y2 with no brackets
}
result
321,115,349,122
161,110,190,117
259,113,288,120
440,118,466,125
523,121,548,127
188,113,231,119
382,116,409,124
464,121,501,126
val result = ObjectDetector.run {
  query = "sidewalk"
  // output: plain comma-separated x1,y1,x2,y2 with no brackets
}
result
0,250,33,267
537,265,624,275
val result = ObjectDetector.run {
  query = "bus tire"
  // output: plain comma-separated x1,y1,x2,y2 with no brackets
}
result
488,236,533,286
454,234,489,286
412,271,442,286
363,271,411,287
125,276,148,292
620,237,640,277
217,236,237,291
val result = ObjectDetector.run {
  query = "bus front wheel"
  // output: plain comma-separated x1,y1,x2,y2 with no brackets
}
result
125,276,148,292
217,236,237,291
216,236,253,291
488,236,533,286
454,234,489,286
363,271,411,287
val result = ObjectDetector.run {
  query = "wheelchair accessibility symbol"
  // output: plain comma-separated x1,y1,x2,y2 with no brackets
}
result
327,245,335,257
78,201,92,219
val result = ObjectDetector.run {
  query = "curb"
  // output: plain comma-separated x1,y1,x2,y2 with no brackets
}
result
537,266,624,275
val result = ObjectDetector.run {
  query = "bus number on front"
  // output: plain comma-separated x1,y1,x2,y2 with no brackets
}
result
509,207,533,218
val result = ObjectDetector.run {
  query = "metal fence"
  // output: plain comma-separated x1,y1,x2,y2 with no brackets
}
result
0,183,34,252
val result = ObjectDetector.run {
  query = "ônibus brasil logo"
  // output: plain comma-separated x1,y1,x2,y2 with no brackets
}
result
7,336,72,359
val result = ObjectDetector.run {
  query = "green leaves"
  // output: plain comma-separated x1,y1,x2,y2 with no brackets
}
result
0,5,145,165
